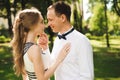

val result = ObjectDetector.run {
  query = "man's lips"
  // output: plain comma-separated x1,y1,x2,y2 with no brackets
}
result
51,26,54,30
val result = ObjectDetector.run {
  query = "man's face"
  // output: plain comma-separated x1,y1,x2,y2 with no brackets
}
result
47,9,62,33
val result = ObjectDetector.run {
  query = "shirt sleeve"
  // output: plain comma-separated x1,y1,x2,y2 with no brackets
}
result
42,48,51,67
77,37,94,80
43,48,50,54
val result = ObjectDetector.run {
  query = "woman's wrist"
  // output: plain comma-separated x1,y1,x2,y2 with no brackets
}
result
42,45,48,51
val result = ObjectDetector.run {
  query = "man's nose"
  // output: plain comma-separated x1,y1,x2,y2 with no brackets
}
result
47,22,52,27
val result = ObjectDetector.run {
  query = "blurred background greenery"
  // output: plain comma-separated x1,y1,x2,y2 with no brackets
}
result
0,0,120,80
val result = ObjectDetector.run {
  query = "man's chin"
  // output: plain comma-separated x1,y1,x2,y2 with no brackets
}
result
51,29,58,33
53,31,58,33
52,30,56,33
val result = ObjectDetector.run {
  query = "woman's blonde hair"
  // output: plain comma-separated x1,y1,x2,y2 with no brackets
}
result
11,9,41,76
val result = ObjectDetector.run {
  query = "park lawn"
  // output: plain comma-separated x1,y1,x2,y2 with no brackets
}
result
0,36,120,80
90,36,120,80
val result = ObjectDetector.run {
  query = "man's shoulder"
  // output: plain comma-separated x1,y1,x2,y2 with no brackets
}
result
73,30,85,37
73,29,90,41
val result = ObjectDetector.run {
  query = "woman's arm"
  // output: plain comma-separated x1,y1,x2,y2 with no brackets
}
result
29,43,70,80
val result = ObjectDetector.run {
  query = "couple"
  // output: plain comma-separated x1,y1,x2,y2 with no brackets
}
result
11,1,94,80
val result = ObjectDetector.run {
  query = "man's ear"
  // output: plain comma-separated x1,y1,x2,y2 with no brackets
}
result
60,14,66,22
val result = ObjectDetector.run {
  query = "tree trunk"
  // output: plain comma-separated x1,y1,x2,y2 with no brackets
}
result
104,0,110,47
13,0,17,17
113,0,120,16
6,0,12,36
21,0,26,10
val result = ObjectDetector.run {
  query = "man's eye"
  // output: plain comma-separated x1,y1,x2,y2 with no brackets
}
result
48,19,52,21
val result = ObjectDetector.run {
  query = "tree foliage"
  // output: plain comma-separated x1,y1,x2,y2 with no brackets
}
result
88,0,120,36
89,3,106,36
71,0,83,33
108,11,120,35
112,0,120,16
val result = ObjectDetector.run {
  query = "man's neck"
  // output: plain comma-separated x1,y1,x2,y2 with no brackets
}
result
59,24,72,34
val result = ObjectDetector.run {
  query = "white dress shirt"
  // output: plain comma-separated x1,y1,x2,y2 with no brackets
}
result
51,27,94,80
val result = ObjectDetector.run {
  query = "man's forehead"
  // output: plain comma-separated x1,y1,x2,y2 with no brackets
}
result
47,9,56,16
47,9,55,13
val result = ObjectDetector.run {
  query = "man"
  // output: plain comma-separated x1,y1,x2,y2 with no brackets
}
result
46,1,94,80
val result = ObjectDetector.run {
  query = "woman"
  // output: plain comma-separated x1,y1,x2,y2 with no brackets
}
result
11,9,70,80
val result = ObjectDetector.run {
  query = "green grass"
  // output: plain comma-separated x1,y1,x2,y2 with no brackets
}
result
90,36,120,80
0,44,22,80
0,36,120,80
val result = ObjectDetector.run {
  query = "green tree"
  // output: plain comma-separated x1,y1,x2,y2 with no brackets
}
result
89,0,110,47
108,11,120,35
89,3,106,36
112,0,120,16
0,0,12,36
72,0,83,33
26,0,53,19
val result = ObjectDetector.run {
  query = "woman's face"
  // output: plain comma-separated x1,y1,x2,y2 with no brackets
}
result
35,15,45,35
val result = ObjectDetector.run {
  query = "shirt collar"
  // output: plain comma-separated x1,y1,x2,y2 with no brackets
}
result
58,26,73,35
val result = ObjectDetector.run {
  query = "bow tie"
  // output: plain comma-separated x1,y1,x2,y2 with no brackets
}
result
57,34,66,40
57,28,74,40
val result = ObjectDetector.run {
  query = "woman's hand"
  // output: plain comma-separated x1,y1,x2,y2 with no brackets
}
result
56,43,71,64
37,33,48,50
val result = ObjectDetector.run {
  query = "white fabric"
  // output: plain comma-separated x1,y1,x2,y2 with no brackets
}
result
23,48,51,80
51,29,94,80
